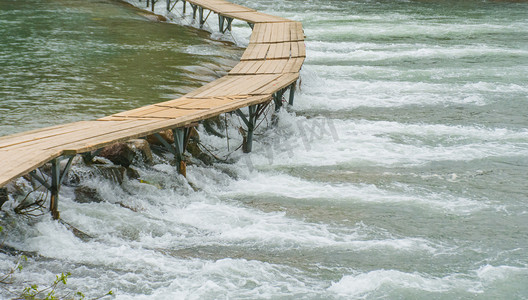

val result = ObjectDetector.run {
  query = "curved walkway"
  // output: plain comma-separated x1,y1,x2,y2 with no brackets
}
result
0,0,305,189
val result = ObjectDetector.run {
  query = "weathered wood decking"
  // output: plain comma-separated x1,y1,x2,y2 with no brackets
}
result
0,0,305,190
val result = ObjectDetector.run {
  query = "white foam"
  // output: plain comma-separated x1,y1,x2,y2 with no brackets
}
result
222,172,487,214
329,270,470,297
234,116,528,168
329,265,528,297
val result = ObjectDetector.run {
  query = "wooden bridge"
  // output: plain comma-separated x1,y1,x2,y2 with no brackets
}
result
0,0,305,218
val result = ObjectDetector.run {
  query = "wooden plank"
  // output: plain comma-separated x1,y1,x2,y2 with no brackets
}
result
291,41,299,57
155,98,198,107
243,74,283,94
197,76,248,97
267,43,279,59
283,22,292,42
0,121,95,149
296,22,305,40
221,12,290,24
249,24,262,44
290,21,299,41
168,97,238,109
242,43,267,60
284,57,305,73
252,73,299,95
0,122,86,144
230,61,249,74
281,42,291,59
204,77,246,96
272,60,287,73
255,23,268,43
140,108,204,119
256,43,270,59
241,44,257,60
113,105,166,118
213,4,255,13
269,23,279,43
228,75,274,94
298,41,306,57
245,60,266,74
0,149,62,188
262,23,273,44
8,120,145,153
191,76,240,98
256,60,276,74
183,75,232,97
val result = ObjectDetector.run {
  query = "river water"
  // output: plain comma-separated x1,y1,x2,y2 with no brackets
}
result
1,0,527,299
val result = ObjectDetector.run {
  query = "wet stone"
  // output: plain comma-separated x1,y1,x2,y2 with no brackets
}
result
0,188,8,209
99,142,136,168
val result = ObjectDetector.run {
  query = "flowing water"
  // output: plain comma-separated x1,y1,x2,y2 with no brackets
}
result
1,0,528,299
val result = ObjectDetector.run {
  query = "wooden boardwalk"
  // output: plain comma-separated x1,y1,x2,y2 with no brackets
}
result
0,0,305,217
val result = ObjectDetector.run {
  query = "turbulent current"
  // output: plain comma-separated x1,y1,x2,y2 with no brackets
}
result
1,0,527,299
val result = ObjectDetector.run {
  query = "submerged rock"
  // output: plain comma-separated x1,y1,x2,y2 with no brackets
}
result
74,186,103,204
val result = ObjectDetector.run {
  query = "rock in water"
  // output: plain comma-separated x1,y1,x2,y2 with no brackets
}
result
0,188,7,209
126,139,153,163
99,142,136,167
147,129,174,146
74,186,103,204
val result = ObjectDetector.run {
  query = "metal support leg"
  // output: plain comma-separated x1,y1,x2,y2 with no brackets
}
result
289,81,297,106
49,159,60,219
218,16,232,33
29,156,74,220
147,0,150,8
226,17,233,32
173,129,186,176
183,0,186,13
273,88,286,111
81,148,102,164
168,0,179,12
236,105,257,153
199,7,204,27
219,15,225,33
154,128,191,177
191,4,197,19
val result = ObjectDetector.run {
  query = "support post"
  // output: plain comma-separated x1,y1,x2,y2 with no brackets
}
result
49,159,60,220
183,0,186,13
151,0,156,12
154,127,193,177
81,148,102,164
29,156,74,220
191,4,197,19
289,81,297,106
199,7,204,27
219,15,225,33
173,128,186,176
226,17,233,32
168,0,179,12
273,88,286,111
236,105,258,153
